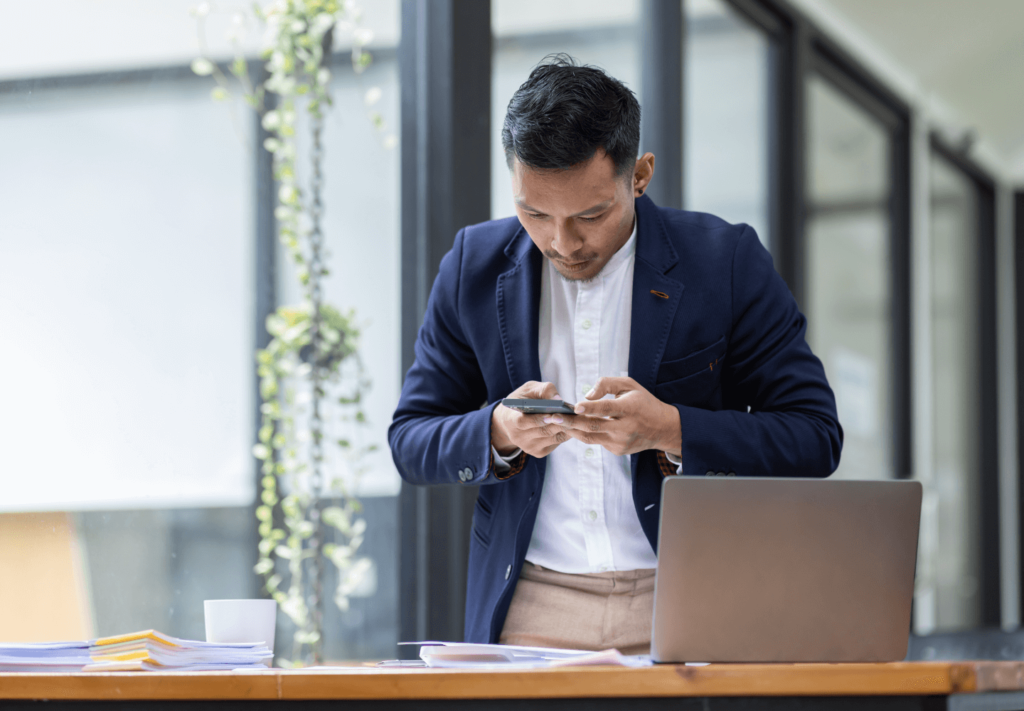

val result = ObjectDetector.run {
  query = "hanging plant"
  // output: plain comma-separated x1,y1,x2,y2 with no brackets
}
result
191,0,392,665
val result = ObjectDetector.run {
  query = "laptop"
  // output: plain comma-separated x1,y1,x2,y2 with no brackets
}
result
651,477,922,663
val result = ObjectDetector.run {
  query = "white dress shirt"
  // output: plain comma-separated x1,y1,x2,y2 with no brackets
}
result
494,222,681,574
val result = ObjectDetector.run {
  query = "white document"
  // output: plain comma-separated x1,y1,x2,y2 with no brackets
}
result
409,642,652,669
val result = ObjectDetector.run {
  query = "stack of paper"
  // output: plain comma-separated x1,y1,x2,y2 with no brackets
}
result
0,641,92,672
408,642,652,669
85,630,272,672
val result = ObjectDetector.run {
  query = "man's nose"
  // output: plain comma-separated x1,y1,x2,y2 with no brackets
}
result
551,220,584,255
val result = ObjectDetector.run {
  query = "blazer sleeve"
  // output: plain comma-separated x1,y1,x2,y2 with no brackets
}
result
673,226,843,478
388,230,520,486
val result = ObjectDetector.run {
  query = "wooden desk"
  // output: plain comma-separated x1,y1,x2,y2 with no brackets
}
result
3,662,1024,710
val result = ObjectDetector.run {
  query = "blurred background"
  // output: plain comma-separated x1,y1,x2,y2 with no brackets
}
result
1,0,1023,659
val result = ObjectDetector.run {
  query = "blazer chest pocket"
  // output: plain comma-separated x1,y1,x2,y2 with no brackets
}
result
655,337,726,405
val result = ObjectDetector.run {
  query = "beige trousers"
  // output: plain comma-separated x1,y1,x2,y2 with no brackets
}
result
498,562,656,655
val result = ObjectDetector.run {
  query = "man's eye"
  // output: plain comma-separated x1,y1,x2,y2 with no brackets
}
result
579,214,602,223
528,213,545,220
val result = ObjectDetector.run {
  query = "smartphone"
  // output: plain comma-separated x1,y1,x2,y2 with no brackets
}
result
501,398,576,415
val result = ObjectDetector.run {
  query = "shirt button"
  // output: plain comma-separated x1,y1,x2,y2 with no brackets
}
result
599,565,609,572
588,510,598,522
581,319,592,330
582,383,591,394
585,448,595,459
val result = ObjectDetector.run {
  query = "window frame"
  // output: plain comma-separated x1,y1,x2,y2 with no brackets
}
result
397,0,1011,638
928,137,1001,628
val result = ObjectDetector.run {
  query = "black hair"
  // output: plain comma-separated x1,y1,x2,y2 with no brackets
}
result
501,54,641,178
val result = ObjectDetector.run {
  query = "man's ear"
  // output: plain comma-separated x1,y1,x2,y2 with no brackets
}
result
633,153,655,197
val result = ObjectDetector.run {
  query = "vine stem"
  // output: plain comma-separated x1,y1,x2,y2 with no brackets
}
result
198,3,388,667
307,106,326,666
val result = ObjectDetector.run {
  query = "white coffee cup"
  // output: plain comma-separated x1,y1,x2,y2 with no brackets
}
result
204,599,277,660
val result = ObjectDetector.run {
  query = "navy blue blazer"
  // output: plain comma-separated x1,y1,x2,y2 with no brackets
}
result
389,195,842,644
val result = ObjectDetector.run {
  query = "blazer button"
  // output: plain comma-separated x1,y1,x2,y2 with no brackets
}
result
727,472,736,477
705,471,715,477
717,471,727,477
505,565,512,580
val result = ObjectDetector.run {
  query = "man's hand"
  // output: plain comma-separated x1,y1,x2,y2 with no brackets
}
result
566,377,681,457
491,381,574,458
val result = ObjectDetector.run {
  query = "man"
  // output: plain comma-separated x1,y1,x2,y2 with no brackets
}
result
389,56,842,653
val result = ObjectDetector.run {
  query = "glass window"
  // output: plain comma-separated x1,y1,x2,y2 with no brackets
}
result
0,73,255,641
0,0,401,662
917,153,982,632
684,0,772,249
804,75,893,480
491,0,641,219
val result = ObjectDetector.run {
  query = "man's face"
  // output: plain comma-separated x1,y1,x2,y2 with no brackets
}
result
511,149,638,282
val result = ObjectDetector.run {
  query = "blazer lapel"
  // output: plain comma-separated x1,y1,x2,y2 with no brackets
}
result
628,195,684,394
496,226,543,388
628,196,684,480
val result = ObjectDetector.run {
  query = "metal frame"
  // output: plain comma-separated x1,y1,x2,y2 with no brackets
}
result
394,0,1014,642
931,137,1001,628
722,0,805,299
723,0,1008,627
397,0,492,646
812,42,914,486
253,64,278,599
723,0,914,481
640,0,684,210
1017,189,1024,626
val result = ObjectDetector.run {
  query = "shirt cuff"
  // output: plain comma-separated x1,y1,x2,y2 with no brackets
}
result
492,446,524,473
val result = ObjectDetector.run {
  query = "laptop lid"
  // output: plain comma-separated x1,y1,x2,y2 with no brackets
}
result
651,477,921,663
